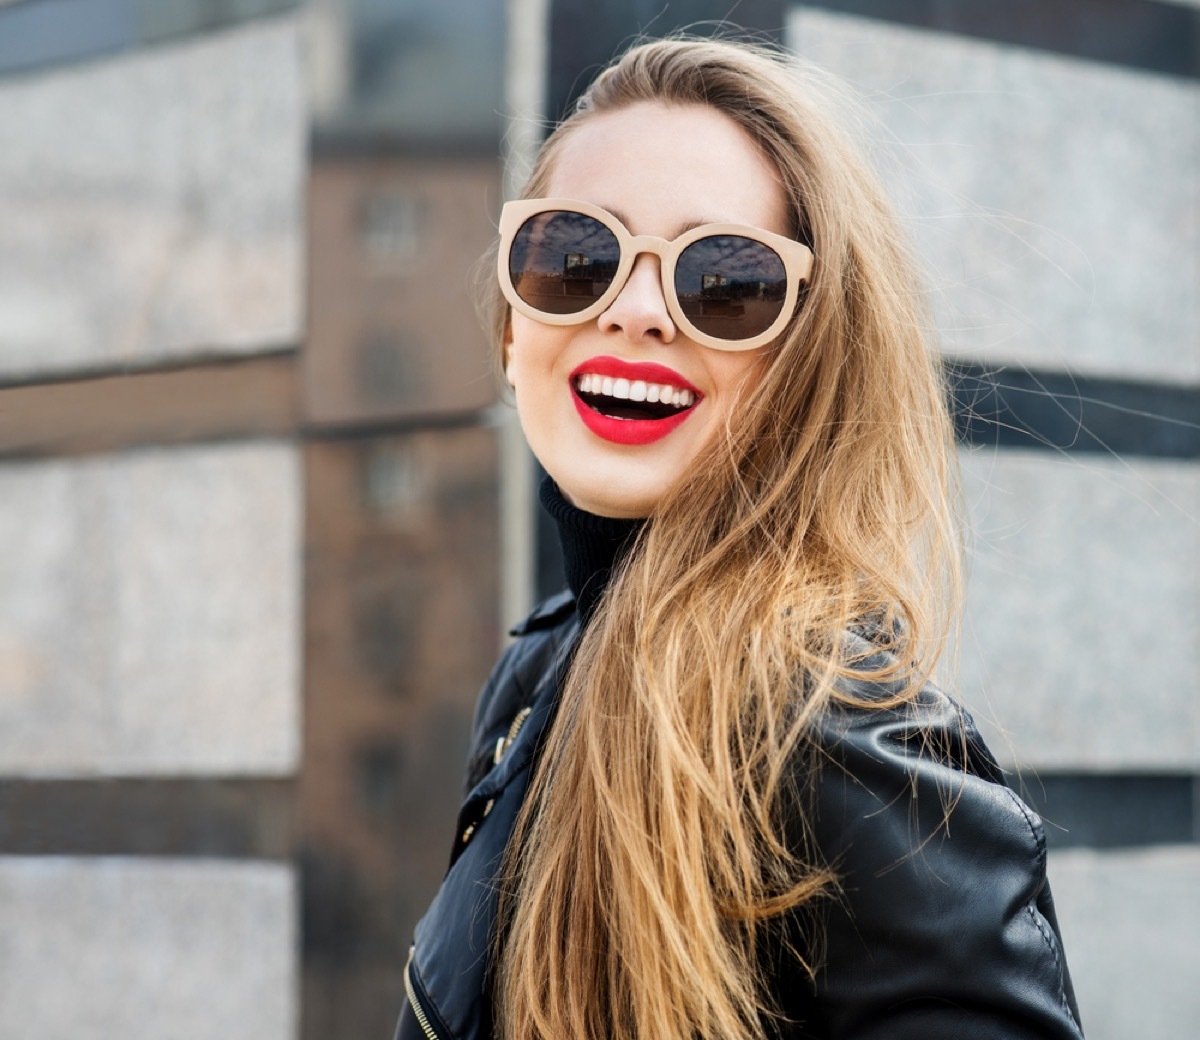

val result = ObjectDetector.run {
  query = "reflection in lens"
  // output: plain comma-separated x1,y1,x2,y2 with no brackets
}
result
675,235,787,339
509,210,620,315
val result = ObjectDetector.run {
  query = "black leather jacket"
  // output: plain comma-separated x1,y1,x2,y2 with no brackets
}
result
396,591,1084,1039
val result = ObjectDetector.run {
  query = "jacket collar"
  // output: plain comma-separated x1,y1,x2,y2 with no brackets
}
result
508,589,577,636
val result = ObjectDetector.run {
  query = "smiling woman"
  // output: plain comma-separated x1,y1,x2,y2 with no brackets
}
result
394,36,1085,1040
501,102,795,517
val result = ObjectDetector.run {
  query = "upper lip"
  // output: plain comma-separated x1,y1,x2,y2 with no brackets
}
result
569,356,701,396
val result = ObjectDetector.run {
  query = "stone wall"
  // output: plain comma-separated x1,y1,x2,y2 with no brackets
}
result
0,12,306,1038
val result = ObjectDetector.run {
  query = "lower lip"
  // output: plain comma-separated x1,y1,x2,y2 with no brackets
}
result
570,384,697,445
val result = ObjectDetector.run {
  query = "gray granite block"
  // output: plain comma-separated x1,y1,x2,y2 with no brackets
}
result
0,17,304,378
788,10,1200,383
0,856,296,1040
0,441,301,775
1049,846,1200,1040
955,448,1199,769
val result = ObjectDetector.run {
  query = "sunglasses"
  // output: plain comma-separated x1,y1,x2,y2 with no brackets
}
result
498,198,814,351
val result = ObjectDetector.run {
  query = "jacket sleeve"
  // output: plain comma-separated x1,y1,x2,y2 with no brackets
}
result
800,681,1084,1039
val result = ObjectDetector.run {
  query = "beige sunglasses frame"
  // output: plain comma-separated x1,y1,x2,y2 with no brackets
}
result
497,197,814,352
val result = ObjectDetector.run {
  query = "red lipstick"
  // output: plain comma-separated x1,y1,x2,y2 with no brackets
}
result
569,356,701,446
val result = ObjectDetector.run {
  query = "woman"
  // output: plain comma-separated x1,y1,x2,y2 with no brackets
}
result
396,37,1084,1040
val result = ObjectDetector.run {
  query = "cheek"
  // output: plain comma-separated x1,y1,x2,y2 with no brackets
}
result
709,351,768,404
506,315,567,386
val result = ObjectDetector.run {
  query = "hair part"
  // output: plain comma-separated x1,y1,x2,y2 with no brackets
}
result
495,35,962,1040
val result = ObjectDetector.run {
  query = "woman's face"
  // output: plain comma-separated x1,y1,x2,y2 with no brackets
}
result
505,101,792,518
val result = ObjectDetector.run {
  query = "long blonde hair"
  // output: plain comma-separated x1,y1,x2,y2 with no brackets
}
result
494,37,961,1040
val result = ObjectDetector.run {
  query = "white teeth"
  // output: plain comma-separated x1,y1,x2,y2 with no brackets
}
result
576,373,696,410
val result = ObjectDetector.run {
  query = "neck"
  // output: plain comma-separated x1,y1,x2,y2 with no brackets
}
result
539,477,645,624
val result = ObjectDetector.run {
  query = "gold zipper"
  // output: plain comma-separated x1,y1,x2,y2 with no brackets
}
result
408,712,539,1034
493,705,534,764
464,707,537,846
404,947,442,1040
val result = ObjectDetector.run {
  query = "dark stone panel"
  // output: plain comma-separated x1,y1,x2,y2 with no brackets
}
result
0,0,298,78
136,0,299,45
0,777,294,858
0,350,300,461
947,360,1200,460
0,0,132,76
1013,772,1197,849
799,0,1200,79
300,411,491,443
309,127,501,161
549,0,788,122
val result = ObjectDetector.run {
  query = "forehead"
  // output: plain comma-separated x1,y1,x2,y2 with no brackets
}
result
545,101,790,238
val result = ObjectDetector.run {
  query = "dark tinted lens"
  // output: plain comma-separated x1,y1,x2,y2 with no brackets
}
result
508,210,621,316
674,235,788,340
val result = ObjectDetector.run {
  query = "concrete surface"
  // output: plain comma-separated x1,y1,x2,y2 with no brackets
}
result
788,9,1200,383
0,441,302,775
0,855,296,1040
1049,845,1200,1040
956,448,1199,770
0,17,304,377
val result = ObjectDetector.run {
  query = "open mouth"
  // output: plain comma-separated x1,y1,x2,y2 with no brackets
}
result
574,373,698,422
568,357,701,446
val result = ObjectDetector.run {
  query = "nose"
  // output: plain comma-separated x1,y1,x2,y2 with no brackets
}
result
598,254,677,345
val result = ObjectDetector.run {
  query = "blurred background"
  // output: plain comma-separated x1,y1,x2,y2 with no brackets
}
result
0,1,1195,1037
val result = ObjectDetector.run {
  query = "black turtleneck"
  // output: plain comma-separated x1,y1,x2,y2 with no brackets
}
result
539,477,645,625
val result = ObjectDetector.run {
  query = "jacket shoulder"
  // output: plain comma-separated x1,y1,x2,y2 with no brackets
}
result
507,589,577,635
461,592,578,795
800,649,1083,1038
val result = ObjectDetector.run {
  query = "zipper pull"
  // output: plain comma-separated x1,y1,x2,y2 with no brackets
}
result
493,705,533,764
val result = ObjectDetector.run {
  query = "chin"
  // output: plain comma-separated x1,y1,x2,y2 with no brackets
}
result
558,478,660,520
